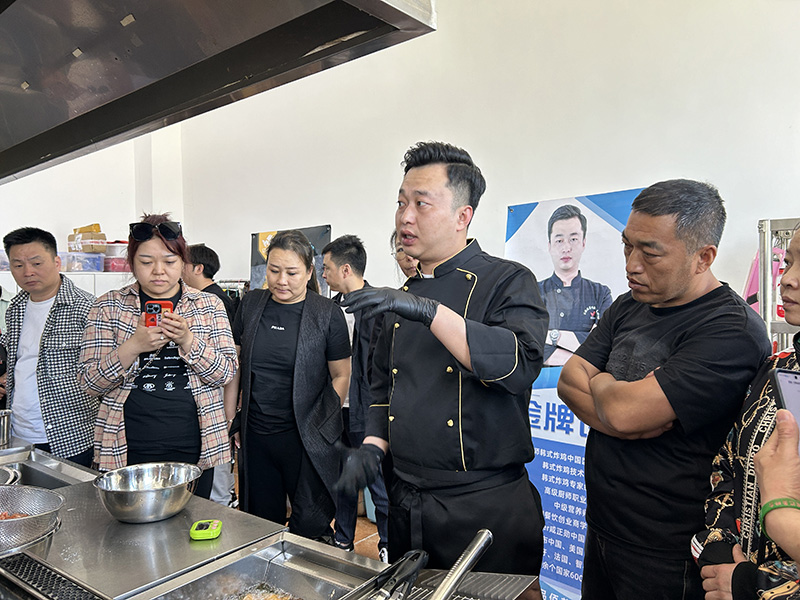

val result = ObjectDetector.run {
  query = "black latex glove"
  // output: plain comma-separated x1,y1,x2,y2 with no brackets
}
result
342,287,439,327
335,442,385,496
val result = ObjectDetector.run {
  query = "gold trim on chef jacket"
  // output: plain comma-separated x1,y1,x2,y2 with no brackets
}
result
478,331,520,384
454,267,479,471
385,242,522,473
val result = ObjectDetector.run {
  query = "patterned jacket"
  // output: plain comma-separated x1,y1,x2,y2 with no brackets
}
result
78,281,237,471
0,275,98,457
698,332,799,599
235,288,346,528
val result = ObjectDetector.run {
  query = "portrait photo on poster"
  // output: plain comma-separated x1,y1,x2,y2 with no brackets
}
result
505,188,642,367
506,187,642,600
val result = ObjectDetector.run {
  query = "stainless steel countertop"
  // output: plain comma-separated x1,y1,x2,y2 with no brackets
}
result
16,480,286,599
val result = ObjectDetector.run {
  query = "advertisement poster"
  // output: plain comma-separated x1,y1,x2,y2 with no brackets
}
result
250,224,332,295
505,189,641,600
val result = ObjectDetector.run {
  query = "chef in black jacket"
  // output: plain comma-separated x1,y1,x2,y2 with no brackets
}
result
339,141,548,574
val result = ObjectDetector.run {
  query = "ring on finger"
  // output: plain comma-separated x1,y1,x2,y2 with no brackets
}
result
160,335,165,341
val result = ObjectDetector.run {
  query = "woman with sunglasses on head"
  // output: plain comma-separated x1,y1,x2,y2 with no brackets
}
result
78,214,237,498
224,230,350,541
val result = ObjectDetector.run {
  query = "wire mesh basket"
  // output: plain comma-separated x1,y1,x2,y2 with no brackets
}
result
0,486,64,555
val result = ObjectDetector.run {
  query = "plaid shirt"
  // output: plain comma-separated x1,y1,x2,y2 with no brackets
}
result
78,281,237,471
0,275,98,457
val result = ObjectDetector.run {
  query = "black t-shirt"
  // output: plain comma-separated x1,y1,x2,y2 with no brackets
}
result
575,284,770,558
203,282,236,325
125,289,199,459
233,297,350,435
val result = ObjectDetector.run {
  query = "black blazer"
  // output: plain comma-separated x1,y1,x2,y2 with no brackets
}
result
236,289,344,524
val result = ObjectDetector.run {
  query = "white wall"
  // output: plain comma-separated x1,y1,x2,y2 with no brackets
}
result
1,142,137,245
0,126,184,247
3,0,800,290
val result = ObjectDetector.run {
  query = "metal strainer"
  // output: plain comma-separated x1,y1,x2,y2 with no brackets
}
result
0,467,20,486
0,485,64,554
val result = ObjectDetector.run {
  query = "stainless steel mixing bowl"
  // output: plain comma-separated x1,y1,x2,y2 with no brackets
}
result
93,462,201,523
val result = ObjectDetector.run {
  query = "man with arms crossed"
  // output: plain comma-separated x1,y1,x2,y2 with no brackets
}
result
339,141,548,574
1,227,98,466
558,180,770,599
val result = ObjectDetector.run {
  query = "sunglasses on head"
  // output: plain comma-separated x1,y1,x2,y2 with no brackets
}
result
129,221,182,242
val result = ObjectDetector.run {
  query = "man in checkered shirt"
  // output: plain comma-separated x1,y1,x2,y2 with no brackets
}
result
0,227,98,466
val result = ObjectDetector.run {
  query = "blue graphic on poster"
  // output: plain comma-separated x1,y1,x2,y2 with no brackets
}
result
505,189,641,600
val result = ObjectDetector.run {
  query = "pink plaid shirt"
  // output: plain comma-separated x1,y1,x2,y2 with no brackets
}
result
78,281,237,471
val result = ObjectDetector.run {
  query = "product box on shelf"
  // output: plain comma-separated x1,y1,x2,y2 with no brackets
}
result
73,223,101,234
68,232,107,253
104,242,128,257
65,252,104,272
103,257,130,272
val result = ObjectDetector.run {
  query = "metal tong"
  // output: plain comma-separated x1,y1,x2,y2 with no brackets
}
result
339,549,429,600
428,529,494,600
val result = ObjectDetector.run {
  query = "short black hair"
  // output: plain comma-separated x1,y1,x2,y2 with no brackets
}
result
322,235,367,277
632,179,726,252
547,205,587,241
187,244,221,280
268,229,319,293
3,227,58,256
402,141,487,212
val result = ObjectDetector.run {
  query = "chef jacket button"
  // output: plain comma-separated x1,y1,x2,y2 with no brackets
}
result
392,368,398,375
465,274,472,281
403,286,409,291
447,419,454,427
394,322,400,329
389,415,395,421
559,312,565,317
446,366,454,373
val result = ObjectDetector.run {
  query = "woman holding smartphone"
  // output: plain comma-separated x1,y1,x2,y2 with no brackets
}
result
78,214,237,498
698,226,800,599
225,229,350,540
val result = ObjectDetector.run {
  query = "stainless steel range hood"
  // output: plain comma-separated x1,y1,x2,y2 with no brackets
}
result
0,0,435,186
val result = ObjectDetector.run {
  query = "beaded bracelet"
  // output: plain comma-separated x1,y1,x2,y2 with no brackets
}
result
759,497,800,542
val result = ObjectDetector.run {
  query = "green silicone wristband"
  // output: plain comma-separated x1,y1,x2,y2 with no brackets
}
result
759,497,800,542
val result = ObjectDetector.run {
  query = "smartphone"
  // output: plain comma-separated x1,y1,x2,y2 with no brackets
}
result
189,519,222,540
143,300,173,327
772,368,800,450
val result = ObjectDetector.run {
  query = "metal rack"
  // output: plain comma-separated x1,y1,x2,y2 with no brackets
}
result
217,279,249,300
758,218,800,350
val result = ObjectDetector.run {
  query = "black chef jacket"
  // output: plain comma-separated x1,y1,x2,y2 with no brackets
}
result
538,271,612,362
367,239,548,475
367,240,548,573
